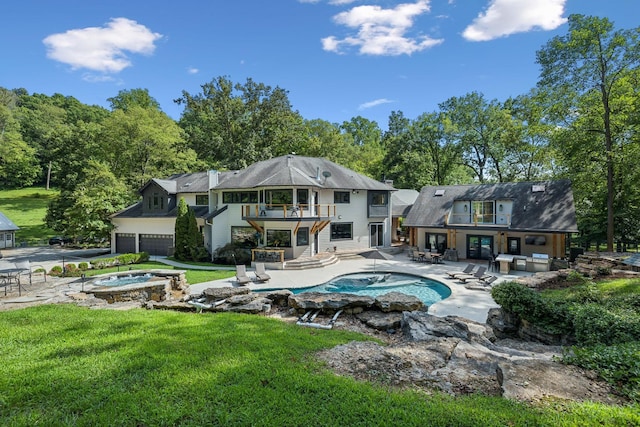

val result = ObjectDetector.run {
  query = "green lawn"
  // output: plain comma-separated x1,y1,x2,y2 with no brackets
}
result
0,305,638,426
0,187,58,245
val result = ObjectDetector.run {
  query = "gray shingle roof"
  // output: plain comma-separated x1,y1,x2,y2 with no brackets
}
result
215,154,395,191
392,189,419,217
113,203,209,219
0,212,19,231
403,180,578,233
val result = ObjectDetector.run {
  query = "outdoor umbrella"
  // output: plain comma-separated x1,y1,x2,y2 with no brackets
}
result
359,248,394,272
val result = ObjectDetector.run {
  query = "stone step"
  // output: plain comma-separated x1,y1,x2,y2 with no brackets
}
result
284,253,339,270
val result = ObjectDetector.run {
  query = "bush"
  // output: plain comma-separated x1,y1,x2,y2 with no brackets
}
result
572,304,640,346
491,281,573,335
49,265,63,276
90,252,150,269
213,242,251,265
563,342,640,401
78,262,89,270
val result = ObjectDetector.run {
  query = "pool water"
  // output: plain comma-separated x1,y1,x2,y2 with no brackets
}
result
94,273,153,287
292,272,451,306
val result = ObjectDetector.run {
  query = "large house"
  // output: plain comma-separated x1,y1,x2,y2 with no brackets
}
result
111,155,396,261
402,180,579,263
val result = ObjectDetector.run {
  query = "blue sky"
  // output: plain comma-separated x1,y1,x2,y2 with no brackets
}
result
2,0,637,129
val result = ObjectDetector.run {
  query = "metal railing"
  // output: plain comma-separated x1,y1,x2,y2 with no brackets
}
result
242,204,336,219
448,213,511,226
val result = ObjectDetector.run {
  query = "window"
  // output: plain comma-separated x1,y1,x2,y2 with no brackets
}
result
266,229,291,247
471,201,494,223
265,189,293,207
425,233,447,253
223,191,258,204
297,189,309,206
330,223,353,240
334,191,350,204
507,237,521,255
371,192,387,206
231,226,259,247
195,194,209,205
150,192,163,210
297,227,309,246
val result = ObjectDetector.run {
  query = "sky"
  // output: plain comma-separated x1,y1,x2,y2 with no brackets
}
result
2,0,638,129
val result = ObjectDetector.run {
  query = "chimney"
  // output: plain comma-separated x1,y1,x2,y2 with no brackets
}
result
208,170,218,189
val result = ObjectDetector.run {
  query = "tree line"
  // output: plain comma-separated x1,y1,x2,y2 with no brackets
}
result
0,15,638,251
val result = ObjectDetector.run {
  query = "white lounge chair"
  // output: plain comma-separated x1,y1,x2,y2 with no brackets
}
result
254,263,271,282
235,264,252,285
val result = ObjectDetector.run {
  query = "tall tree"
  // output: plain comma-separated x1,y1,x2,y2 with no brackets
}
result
45,161,133,240
536,14,640,251
0,105,41,188
176,76,304,169
439,92,515,183
108,88,161,112
340,116,384,179
100,106,203,189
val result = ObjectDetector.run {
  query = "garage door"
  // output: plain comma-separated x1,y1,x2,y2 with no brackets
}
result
139,234,174,256
115,233,136,254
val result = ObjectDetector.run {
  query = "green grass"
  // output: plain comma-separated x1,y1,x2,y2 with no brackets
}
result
0,305,638,426
0,187,58,245
541,277,640,300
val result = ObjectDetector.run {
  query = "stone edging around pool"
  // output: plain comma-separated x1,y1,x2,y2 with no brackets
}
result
84,269,188,304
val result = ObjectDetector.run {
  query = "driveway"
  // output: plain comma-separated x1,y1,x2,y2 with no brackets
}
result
1,246,111,271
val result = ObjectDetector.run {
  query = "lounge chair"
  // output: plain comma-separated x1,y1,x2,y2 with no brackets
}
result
478,275,498,286
235,264,252,285
254,263,271,282
445,263,476,279
456,266,488,283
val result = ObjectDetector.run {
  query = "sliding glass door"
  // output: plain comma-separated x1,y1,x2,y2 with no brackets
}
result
467,235,493,260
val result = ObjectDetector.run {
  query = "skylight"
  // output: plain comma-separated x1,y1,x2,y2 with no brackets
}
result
434,189,445,196
532,185,545,193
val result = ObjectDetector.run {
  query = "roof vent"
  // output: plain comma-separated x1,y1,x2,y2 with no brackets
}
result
434,189,445,196
532,184,545,193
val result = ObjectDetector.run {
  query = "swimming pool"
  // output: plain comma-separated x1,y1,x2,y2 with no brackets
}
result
291,272,451,306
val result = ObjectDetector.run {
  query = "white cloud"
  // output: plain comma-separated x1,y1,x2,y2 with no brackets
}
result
322,0,443,56
187,67,199,74
462,0,567,41
358,98,394,110
43,17,163,73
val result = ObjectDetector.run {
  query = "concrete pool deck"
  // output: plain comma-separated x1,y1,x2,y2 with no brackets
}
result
182,253,533,324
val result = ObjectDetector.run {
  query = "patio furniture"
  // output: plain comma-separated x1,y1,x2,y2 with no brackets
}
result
254,263,271,282
235,264,252,285
456,266,489,283
445,263,476,279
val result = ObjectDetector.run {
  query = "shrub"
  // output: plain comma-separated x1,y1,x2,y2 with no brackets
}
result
491,281,573,335
563,342,640,401
49,265,63,276
213,242,251,265
65,263,77,273
572,304,640,346
78,262,89,270
90,252,150,269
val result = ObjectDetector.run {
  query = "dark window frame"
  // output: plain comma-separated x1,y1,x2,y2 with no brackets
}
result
330,222,353,241
297,227,309,246
334,191,350,204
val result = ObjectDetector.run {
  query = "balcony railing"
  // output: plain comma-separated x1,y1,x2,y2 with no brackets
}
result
242,204,336,220
448,213,512,226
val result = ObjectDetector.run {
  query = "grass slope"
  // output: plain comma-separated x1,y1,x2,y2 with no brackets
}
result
1,305,638,426
0,187,58,245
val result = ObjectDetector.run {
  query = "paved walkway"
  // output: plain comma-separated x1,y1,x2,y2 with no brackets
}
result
161,252,531,324
0,247,532,323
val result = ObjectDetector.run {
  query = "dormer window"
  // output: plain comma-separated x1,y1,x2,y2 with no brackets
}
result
151,192,163,210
